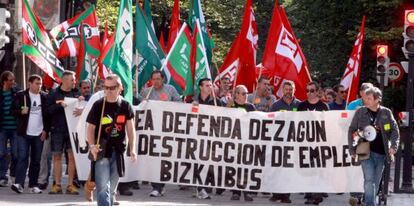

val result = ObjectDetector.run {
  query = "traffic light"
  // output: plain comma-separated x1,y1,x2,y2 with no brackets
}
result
376,45,389,86
403,10,414,57
0,8,10,49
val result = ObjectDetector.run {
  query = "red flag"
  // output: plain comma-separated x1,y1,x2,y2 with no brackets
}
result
261,1,311,100
98,22,112,79
159,31,168,53
167,0,181,52
340,16,365,103
215,0,258,92
42,73,55,90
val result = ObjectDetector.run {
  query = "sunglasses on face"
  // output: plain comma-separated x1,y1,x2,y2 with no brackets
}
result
104,85,118,91
306,89,316,93
237,92,248,96
339,91,346,94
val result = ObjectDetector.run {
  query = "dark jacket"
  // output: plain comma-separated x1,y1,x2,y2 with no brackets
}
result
12,89,50,136
0,86,19,129
348,106,400,161
47,86,79,134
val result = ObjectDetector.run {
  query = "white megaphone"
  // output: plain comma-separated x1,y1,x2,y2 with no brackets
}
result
352,125,377,146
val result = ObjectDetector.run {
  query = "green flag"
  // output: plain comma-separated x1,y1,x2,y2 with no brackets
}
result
102,0,133,103
143,0,155,33
190,19,212,95
134,5,165,91
162,23,193,95
188,0,213,64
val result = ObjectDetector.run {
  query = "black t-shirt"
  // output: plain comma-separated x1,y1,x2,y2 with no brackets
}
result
86,98,134,158
298,100,329,111
368,109,386,155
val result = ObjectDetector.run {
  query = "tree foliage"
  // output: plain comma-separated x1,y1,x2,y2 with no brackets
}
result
95,0,414,109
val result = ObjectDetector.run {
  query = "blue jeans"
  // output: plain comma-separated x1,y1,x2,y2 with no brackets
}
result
95,152,120,206
361,151,385,206
0,129,17,180
15,135,43,187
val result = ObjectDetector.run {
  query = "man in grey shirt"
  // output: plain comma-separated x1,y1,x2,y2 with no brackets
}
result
140,70,181,102
247,76,277,112
269,80,300,203
140,70,181,197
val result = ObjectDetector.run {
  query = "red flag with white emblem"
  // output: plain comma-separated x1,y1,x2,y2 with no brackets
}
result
340,16,365,103
261,1,311,100
215,0,258,92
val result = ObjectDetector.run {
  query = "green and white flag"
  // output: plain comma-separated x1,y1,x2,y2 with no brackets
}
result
143,0,155,33
190,19,212,95
102,0,133,103
134,5,165,91
188,0,214,64
162,23,193,95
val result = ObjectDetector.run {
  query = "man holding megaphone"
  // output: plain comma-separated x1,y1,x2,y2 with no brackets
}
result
348,86,400,206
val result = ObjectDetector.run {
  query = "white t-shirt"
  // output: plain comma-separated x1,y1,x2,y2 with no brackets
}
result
26,92,43,136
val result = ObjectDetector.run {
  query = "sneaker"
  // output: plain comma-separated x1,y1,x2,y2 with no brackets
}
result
269,194,282,202
197,189,211,199
119,188,133,196
49,184,63,194
66,184,79,195
149,190,161,197
244,193,253,202
11,184,24,194
29,187,42,194
38,182,48,190
0,179,8,187
349,197,357,206
231,194,240,200
160,187,166,195
281,197,292,203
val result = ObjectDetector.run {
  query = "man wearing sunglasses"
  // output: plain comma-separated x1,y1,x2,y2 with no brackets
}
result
329,84,347,110
87,74,137,206
228,85,255,201
298,81,329,205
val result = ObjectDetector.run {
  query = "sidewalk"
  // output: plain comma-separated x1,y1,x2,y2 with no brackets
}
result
0,182,414,206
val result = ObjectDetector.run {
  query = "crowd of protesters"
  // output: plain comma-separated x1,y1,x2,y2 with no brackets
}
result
0,70,399,206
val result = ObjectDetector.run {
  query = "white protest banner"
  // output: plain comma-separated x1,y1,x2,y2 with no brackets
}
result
134,100,363,193
64,99,363,192
64,96,138,182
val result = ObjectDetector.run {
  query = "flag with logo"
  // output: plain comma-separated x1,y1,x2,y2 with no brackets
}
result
340,16,366,103
76,22,100,81
214,0,258,92
261,1,311,100
50,5,100,58
21,0,64,81
134,4,166,91
189,0,213,64
102,0,134,103
189,20,212,95
162,23,193,95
